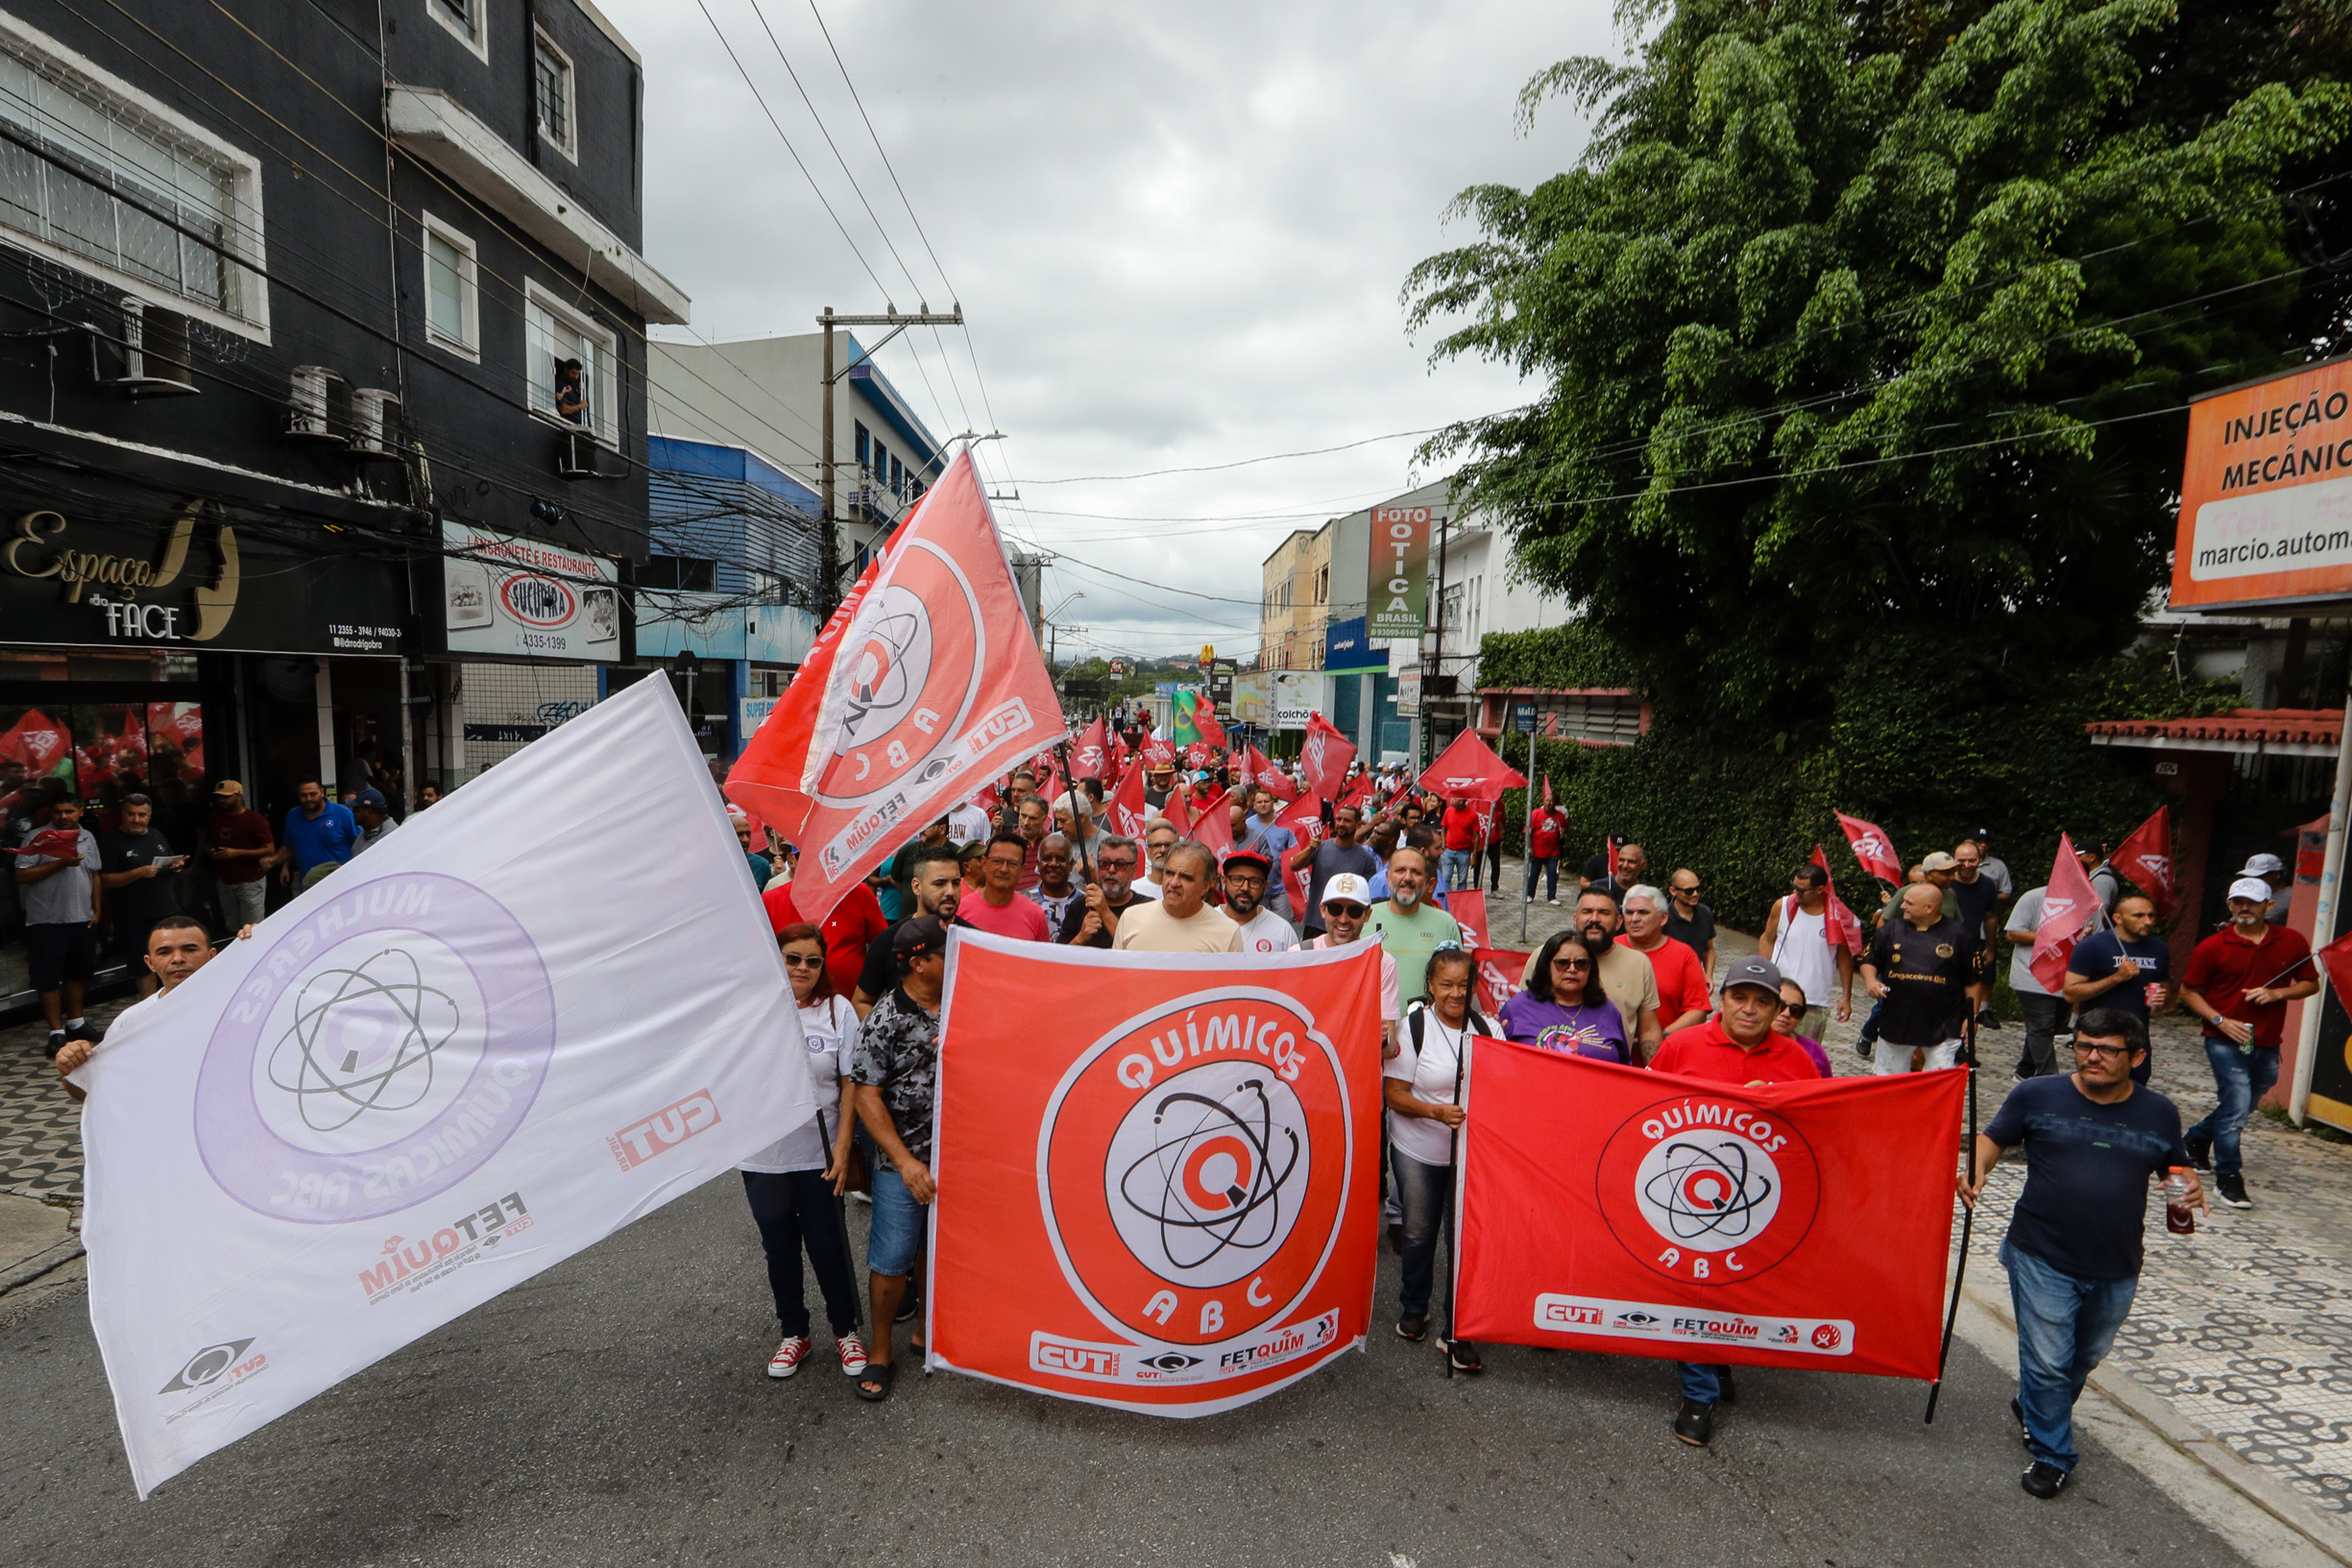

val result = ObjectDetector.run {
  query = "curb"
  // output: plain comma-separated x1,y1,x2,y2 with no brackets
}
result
0,1235,85,1299
1959,1280,2352,1567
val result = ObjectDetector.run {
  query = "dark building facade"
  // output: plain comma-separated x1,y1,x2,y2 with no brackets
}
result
0,0,686,1010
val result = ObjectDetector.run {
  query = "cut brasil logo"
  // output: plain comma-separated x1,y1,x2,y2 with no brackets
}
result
1036,988,1354,1359
193,873,557,1224
1597,1095,1821,1285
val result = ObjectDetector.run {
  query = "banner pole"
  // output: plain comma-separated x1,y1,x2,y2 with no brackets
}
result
1443,1028,1468,1380
1926,1008,1980,1422
1054,739,1096,887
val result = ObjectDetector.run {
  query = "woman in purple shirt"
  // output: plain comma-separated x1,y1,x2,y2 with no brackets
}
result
1498,931,1630,1062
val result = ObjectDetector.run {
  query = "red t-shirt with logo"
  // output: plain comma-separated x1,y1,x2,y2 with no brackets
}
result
1529,808,1566,859
1443,804,1482,852
1646,1020,1822,1084
2181,923,2313,1050
764,880,890,1000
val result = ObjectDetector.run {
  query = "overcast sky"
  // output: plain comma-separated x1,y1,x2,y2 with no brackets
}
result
607,0,1610,657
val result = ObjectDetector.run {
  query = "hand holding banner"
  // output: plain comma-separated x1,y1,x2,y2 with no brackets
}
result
927,932,1384,1414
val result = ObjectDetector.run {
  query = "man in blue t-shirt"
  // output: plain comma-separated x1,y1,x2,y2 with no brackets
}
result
1960,1008,2197,1501
275,779,359,888
2062,895,2173,1084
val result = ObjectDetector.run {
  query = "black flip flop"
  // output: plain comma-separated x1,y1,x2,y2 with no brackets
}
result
856,1362,895,1402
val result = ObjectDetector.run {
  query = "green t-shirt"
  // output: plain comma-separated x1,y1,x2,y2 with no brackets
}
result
1367,900,1463,1004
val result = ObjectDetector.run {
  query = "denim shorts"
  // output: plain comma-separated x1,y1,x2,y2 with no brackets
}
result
867,1160,928,1277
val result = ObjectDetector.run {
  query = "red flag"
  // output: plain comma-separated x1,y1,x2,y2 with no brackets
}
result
1142,736,1177,771
1419,729,1526,803
1809,847,1863,954
1834,811,1903,884
1274,792,1323,911
1340,774,1375,814
724,555,887,837
1606,835,1624,882
724,451,1066,924
1194,696,1227,750
2030,833,2100,992
2316,929,2352,1009
1108,727,1130,779
0,707,69,775
1472,949,1526,1017
1453,1042,1962,1378
1300,712,1356,803
1105,761,1151,840
1188,788,1237,859
2113,807,2177,916
1158,780,1191,836
1250,748,1297,803
1449,889,1489,948
1184,741,1215,770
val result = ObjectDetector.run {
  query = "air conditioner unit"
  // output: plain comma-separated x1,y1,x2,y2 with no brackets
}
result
284,364,347,441
102,297,199,397
349,388,401,459
557,429,600,479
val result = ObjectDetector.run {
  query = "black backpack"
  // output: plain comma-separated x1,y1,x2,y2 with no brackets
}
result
1406,1001,1491,1057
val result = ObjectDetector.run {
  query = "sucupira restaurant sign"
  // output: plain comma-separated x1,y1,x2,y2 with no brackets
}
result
0,503,405,655
2170,356,2352,612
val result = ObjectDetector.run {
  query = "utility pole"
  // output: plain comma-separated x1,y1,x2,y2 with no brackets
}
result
817,302,964,617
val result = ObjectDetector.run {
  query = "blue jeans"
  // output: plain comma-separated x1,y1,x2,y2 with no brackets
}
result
1680,1362,1730,1403
2186,1040,2281,1179
1391,1146,1454,1324
1524,856,1559,900
2003,1239,2138,1471
1439,848,1473,897
741,1170,861,1338
867,1161,928,1278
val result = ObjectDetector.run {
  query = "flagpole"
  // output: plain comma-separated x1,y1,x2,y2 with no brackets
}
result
1926,1006,1979,1423
1519,714,1536,945
1443,1031,1468,1380
1054,739,1096,888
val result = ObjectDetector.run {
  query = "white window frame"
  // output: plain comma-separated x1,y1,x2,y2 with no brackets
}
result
0,11,269,343
419,209,478,360
427,0,490,64
524,278,618,446
532,29,576,162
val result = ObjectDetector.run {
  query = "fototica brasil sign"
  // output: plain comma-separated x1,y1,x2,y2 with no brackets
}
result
2172,357,2352,611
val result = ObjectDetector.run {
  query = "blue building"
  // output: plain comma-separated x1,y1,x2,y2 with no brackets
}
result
608,435,823,760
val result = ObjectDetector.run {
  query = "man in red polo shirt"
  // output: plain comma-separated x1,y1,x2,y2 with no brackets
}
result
1646,955,1821,1448
1619,884,1710,1033
764,847,890,1001
2178,877,2317,1210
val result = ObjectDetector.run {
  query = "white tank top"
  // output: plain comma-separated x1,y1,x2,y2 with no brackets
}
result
1776,900,1836,1006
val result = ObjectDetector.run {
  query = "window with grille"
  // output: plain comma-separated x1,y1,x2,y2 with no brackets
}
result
526,283,616,443
533,32,574,159
0,17,265,336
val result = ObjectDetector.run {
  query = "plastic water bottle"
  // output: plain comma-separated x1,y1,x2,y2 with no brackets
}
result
2164,1167,2195,1235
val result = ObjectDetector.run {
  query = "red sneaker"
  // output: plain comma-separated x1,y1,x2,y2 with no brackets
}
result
766,1336,812,1379
837,1330,869,1376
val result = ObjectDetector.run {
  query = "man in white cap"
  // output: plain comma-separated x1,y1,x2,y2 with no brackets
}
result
2240,853,2291,926
2177,877,2318,1209
1308,872,1397,1056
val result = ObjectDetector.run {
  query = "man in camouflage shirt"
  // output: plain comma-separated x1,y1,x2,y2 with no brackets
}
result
849,914,948,1399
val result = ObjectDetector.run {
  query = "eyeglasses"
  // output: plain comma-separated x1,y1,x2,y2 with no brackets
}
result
1673,885,1700,896
1324,903,1370,918
781,954,825,968
2073,1040,2138,1059
1551,958,1592,971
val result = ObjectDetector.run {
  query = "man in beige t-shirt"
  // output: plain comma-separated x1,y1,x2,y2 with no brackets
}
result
1114,843,1245,954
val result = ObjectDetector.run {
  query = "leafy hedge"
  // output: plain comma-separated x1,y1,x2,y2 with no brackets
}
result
1472,622,1636,690
1484,628,2239,929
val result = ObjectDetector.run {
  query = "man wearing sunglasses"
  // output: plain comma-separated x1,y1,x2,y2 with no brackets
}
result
1960,1010,2198,1501
1308,873,1397,1056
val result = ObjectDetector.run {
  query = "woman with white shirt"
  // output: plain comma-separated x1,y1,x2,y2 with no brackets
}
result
1384,945,1491,1373
740,923,866,1380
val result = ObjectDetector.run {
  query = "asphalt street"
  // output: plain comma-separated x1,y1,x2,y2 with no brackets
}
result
0,1175,2248,1568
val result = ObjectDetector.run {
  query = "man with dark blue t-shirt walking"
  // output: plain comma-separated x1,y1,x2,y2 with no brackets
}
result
1959,1008,2200,1500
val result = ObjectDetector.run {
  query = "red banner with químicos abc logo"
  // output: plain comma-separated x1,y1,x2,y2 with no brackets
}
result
1451,1039,1960,1379
927,931,1385,1414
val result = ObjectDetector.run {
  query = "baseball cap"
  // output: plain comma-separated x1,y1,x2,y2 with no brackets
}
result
211,779,244,797
2228,877,2276,903
1321,873,1373,909
1222,848,1273,875
2243,853,2286,877
1920,851,1959,872
893,913,949,958
1720,956,1784,997
1966,827,1992,843
353,786,388,810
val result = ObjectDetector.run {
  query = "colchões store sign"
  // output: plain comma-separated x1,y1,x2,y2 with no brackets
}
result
0,501,406,656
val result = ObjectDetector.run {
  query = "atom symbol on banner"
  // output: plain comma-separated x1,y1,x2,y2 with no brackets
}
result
1117,1078,1299,1274
266,948,461,1132
1641,1138,1776,1243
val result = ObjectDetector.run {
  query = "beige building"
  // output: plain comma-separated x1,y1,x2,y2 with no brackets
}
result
1259,526,1333,670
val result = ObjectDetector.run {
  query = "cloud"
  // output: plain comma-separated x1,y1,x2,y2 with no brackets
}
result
606,0,1609,652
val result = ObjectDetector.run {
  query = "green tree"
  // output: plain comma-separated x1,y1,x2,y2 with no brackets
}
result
1407,0,2348,734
